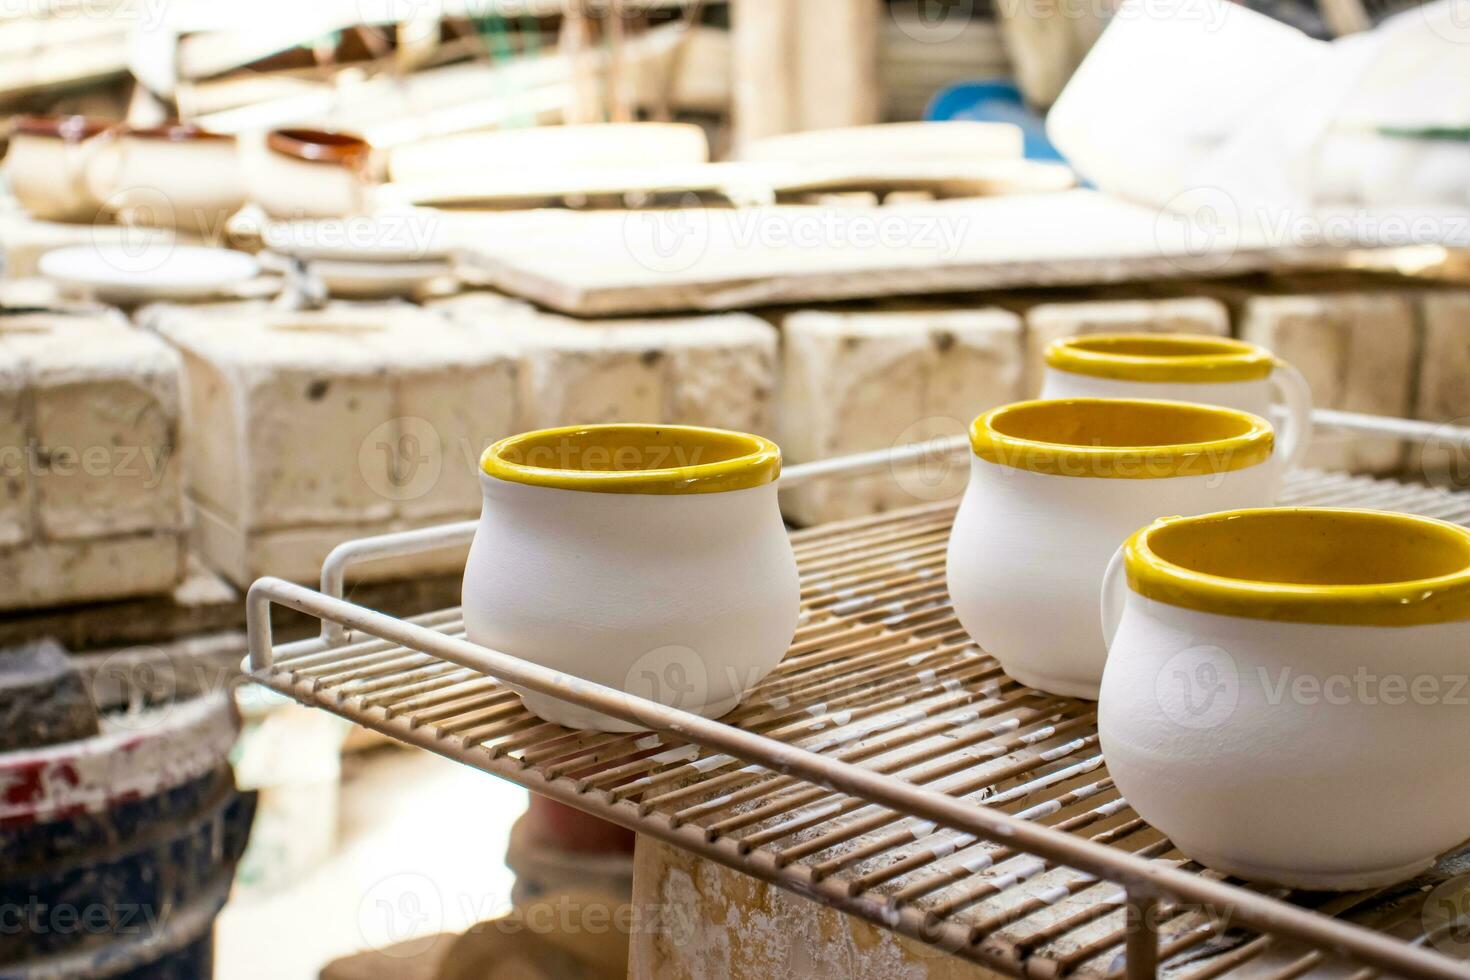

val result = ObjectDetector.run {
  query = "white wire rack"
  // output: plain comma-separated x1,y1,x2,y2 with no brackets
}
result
245,409,1470,980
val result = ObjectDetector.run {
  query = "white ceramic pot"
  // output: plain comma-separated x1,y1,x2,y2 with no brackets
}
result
1099,507,1470,890
248,129,375,220
4,116,112,223
462,424,800,732
1040,333,1313,477
87,123,246,240
946,398,1277,699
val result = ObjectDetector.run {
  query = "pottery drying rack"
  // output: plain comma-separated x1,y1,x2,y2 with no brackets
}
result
246,408,1470,980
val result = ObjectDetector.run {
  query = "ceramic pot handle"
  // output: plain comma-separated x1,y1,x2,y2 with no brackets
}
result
1100,544,1128,651
1269,359,1313,472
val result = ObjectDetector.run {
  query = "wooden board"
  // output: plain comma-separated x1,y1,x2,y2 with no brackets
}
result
451,189,1348,317
387,122,710,184
381,158,1073,209
739,121,1022,166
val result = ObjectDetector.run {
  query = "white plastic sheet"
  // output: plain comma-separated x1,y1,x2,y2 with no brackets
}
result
1047,0,1470,249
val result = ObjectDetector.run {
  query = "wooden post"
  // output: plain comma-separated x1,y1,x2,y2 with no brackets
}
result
732,0,881,151
731,0,799,147
794,0,880,132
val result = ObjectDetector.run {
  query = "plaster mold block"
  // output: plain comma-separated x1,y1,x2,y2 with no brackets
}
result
434,298,779,434
1240,293,1416,474
0,310,186,610
1411,290,1470,486
778,307,1023,526
143,301,521,585
1021,297,1230,396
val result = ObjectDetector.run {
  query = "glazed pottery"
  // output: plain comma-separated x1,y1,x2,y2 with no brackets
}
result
5,116,112,223
462,424,800,732
1041,333,1313,473
946,398,1276,698
249,128,374,219
1099,508,1470,890
87,123,245,240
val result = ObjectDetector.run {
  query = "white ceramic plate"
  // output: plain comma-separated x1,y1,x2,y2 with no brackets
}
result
39,244,260,303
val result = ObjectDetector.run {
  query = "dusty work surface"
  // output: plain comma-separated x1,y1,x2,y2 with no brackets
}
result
252,468,1470,980
452,191,1344,316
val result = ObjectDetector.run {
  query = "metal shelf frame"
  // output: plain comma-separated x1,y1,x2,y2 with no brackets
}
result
246,409,1470,980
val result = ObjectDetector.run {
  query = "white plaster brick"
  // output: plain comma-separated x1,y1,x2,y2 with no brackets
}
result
1411,290,1470,486
189,499,470,586
0,310,188,607
0,356,30,549
516,323,667,428
1415,291,1470,423
0,532,185,612
778,307,1023,526
0,310,185,542
662,318,778,434
1021,297,1230,396
435,298,779,434
1240,293,1416,474
145,301,522,585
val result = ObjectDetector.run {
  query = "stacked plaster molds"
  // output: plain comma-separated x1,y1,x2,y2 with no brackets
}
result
1239,292,1418,474
778,307,1024,526
143,301,520,585
0,310,187,609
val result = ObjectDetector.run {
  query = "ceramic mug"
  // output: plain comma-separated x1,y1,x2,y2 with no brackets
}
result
462,424,800,732
1099,507,1470,890
1041,333,1313,474
248,128,375,219
946,398,1276,699
4,115,113,223
87,123,246,240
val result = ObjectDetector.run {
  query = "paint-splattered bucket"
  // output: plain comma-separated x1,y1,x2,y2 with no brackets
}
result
0,689,255,978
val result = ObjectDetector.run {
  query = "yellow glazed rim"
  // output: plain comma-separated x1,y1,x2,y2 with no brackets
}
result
1044,333,1276,383
1124,508,1470,626
480,424,781,495
969,398,1274,479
